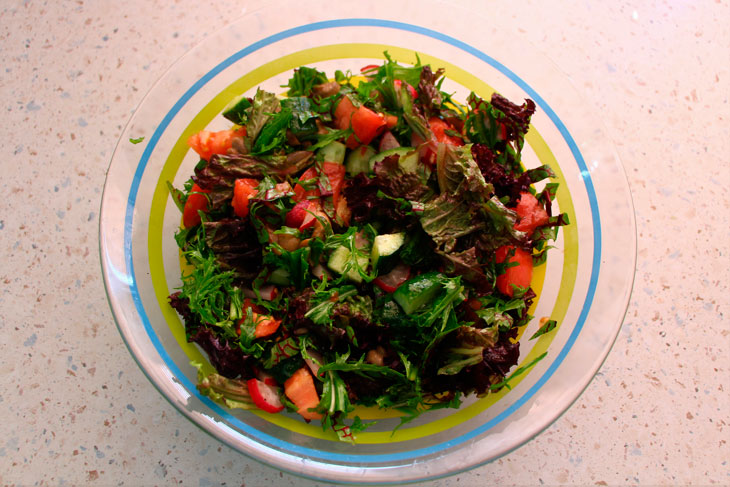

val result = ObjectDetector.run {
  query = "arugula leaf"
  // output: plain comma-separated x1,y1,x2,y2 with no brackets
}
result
304,283,358,325
319,355,406,381
530,319,558,340
308,128,352,151
525,164,556,184
262,244,311,290
319,369,354,418
284,66,328,97
129,136,145,144
490,352,547,391
166,181,186,212
251,106,293,155
281,96,319,139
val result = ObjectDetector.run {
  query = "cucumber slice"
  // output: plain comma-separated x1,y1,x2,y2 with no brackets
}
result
318,141,346,164
267,267,291,286
222,94,251,125
327,246,369,283
345,145,377,176
392,271,444,315
371,232,405,273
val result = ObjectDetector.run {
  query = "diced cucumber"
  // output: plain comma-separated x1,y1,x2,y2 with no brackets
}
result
371,232,405,273
222,94,252,125
345,145,377,176
327,246,369,283
267,268,291,286
392,271,444,315
318,140,346,164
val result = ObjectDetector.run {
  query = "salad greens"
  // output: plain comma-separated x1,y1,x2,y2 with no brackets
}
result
168,54,568,441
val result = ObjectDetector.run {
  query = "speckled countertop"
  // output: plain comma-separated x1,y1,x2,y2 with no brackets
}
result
1,1,728,485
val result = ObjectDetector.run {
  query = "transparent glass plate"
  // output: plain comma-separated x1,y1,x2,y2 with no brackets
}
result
100,1,636,483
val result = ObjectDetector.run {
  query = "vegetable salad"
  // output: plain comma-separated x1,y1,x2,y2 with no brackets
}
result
167,54,568,441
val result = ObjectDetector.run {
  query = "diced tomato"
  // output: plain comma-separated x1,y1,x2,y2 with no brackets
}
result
238,299,280,339
513,192,549,234
246,378,284,414
284,367,323,420
321,162,346,208
413,117,463,168
334,95,391,149
187,126,245,161
334,194,351,227
252,312,281,338
429,117,463,146
348,105,387,149
292,167,319,202
495,245,533,298
334,95,357,131
384,114,398,129
182,183,210,228
373,263,411,293
394,79,418,99
285,199,314,229
231,178,259,218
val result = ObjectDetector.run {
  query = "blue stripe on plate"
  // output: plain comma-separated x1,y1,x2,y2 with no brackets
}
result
123,18,601,466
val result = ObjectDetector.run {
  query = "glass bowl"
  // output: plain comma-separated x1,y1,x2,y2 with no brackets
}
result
99,1,636,483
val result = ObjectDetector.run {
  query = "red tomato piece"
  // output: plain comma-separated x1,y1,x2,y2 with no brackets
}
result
251,312,281,338
246,378,284,414
321,162,346,208
284,368,323,420
495,246,533,298
292,167,320,202
350,105,387,148
334,95,357,131
187,127,245,161
413,118,463,168
429,117,463,146
231,178,259,218
384,114,398,129
285,199,315,229
513,192,549,234
182,183,210,228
